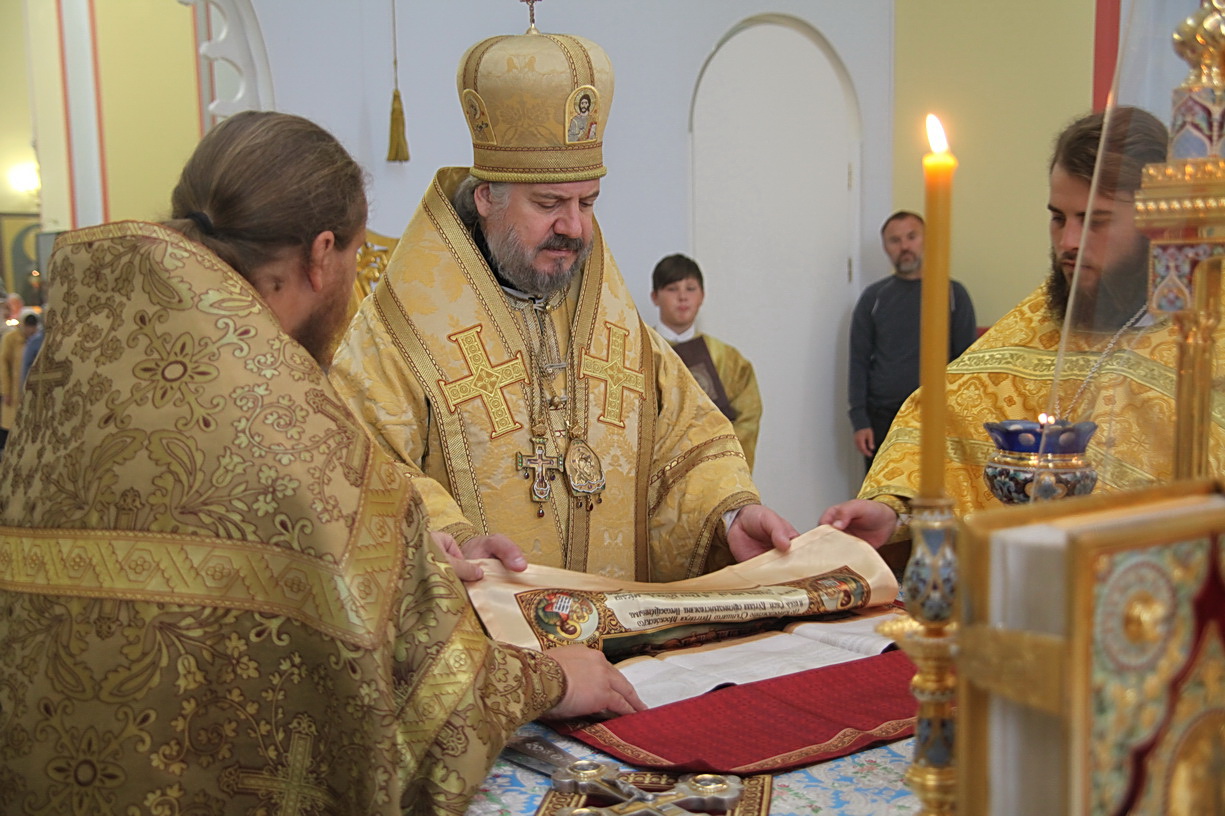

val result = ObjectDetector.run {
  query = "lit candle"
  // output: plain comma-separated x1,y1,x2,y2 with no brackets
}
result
919,114,956,499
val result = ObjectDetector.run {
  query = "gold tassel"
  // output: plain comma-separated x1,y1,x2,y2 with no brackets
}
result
388,88,409,162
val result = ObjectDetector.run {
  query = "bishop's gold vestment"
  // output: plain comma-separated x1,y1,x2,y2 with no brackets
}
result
861,284,1225,525
330,169,758,582
0,222,565,815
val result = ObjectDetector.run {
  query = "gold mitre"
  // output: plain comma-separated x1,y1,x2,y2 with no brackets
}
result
457,26,615,183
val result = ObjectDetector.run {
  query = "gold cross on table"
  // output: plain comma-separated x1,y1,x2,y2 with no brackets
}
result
580,322,645,428
550,773,745,815
520,0,541,28
517,436,563,514
440,325,529,438
504,735,752,815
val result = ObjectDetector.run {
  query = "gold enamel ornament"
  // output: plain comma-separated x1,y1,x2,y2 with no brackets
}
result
457,10,614,183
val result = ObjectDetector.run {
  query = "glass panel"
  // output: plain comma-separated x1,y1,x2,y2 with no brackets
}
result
1039,0,1222,492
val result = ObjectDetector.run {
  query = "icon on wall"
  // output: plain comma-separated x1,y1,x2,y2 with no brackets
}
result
0,213,41,307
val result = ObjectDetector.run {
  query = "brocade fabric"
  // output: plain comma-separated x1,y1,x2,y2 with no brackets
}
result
0,222,564,815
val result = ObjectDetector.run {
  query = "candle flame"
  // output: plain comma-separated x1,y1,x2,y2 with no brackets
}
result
926,114,949,154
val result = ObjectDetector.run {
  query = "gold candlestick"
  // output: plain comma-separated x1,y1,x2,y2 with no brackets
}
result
881,497,958,816
877,113,961,816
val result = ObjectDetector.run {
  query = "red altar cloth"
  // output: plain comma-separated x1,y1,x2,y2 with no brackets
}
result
555,650,917,775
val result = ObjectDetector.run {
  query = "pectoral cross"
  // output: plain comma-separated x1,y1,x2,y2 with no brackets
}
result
517,437,563,515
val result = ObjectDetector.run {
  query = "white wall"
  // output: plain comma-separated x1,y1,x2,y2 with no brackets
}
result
250,0,893,310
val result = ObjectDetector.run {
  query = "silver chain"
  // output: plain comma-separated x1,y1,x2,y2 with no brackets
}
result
1053,304,1148,420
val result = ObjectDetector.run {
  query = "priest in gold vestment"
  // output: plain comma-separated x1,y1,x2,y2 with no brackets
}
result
0,112,642,816
823,108,1225,546
331,25,796,582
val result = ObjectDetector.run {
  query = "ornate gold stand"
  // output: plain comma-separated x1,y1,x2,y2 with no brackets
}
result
1173,256,1221,479
879,497,959,816
1135,2,1225,479
1136,162,1225,481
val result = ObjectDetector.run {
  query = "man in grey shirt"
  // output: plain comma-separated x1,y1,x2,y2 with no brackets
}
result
847,211,977,471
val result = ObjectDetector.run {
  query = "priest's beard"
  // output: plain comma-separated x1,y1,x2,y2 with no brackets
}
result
1044,239,1149,331
487,224,592,298
294,286,351,368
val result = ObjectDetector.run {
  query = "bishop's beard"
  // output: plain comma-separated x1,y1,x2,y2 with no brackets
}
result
1044,239,1150,331
487,224,592,298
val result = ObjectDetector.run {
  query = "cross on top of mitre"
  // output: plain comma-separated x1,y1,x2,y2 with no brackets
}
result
521,0,541,31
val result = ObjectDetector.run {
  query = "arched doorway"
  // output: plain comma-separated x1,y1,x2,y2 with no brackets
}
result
692,15,862,528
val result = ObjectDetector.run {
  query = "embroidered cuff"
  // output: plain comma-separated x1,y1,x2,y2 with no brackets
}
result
871,495,912,544
443,521,480,546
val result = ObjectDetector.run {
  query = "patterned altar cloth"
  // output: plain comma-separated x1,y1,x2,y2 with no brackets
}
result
466,722,918,815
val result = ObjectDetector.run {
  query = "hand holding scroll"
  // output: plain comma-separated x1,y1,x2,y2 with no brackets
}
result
432,531,528,581
818,499,898,549
727,504,799,562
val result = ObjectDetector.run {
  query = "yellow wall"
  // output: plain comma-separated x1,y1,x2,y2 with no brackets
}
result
94,0,200,221
18,1,200,230
0,0,38,215
894,0,1096,324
